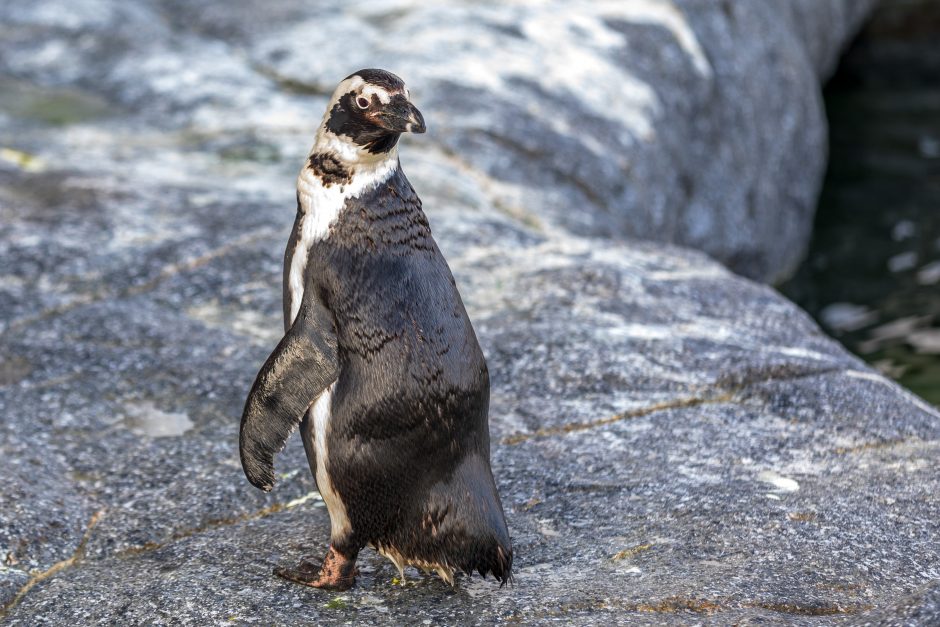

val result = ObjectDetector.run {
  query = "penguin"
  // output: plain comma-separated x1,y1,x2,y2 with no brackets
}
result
239,69,513,591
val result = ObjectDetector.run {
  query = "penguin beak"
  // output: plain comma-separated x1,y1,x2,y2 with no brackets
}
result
375,94,426,134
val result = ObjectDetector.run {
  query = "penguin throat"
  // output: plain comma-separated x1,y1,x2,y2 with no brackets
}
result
296,140,399,219
312,127,397,169
300,124,399,198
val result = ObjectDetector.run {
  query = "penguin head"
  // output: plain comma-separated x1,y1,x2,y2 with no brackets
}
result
317,69,425,159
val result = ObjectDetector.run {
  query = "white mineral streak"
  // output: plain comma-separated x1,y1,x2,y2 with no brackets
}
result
757,470,800,493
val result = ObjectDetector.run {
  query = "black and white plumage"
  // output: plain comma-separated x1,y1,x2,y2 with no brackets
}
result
239,69,512,590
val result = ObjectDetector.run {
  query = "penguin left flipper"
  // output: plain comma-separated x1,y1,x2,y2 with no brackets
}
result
239,296,338,492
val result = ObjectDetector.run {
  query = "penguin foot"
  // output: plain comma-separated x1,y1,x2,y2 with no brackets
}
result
273,556,321,584
274,546,358,591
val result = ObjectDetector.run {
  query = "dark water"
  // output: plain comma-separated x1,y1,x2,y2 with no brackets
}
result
781,1,940,405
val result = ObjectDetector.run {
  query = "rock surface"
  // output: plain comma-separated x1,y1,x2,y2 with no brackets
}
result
0,0,874,283
3,0,939,625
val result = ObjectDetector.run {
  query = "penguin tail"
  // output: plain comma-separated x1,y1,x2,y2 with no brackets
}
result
424,453,514,586
480,543,513,587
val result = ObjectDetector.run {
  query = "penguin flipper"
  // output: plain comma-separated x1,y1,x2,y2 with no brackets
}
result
239,297,338,492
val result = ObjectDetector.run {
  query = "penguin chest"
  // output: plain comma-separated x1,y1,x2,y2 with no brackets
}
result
288,155,399,322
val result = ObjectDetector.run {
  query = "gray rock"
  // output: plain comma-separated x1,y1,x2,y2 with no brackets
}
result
4,1,938,625
0,0,874,282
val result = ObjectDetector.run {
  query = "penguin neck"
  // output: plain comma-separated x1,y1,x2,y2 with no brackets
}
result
297,129,400,215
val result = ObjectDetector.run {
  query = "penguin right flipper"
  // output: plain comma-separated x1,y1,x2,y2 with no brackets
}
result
239,296,338,492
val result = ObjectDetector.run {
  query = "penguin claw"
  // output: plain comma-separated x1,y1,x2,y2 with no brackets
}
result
273,555,320,581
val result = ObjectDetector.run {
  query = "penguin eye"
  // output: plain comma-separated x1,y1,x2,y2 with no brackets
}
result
356,96,370,109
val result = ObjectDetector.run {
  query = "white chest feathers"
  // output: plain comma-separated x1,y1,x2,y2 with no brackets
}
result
287,153,399,324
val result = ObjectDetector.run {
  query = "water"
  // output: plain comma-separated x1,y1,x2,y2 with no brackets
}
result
780,1,940,405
